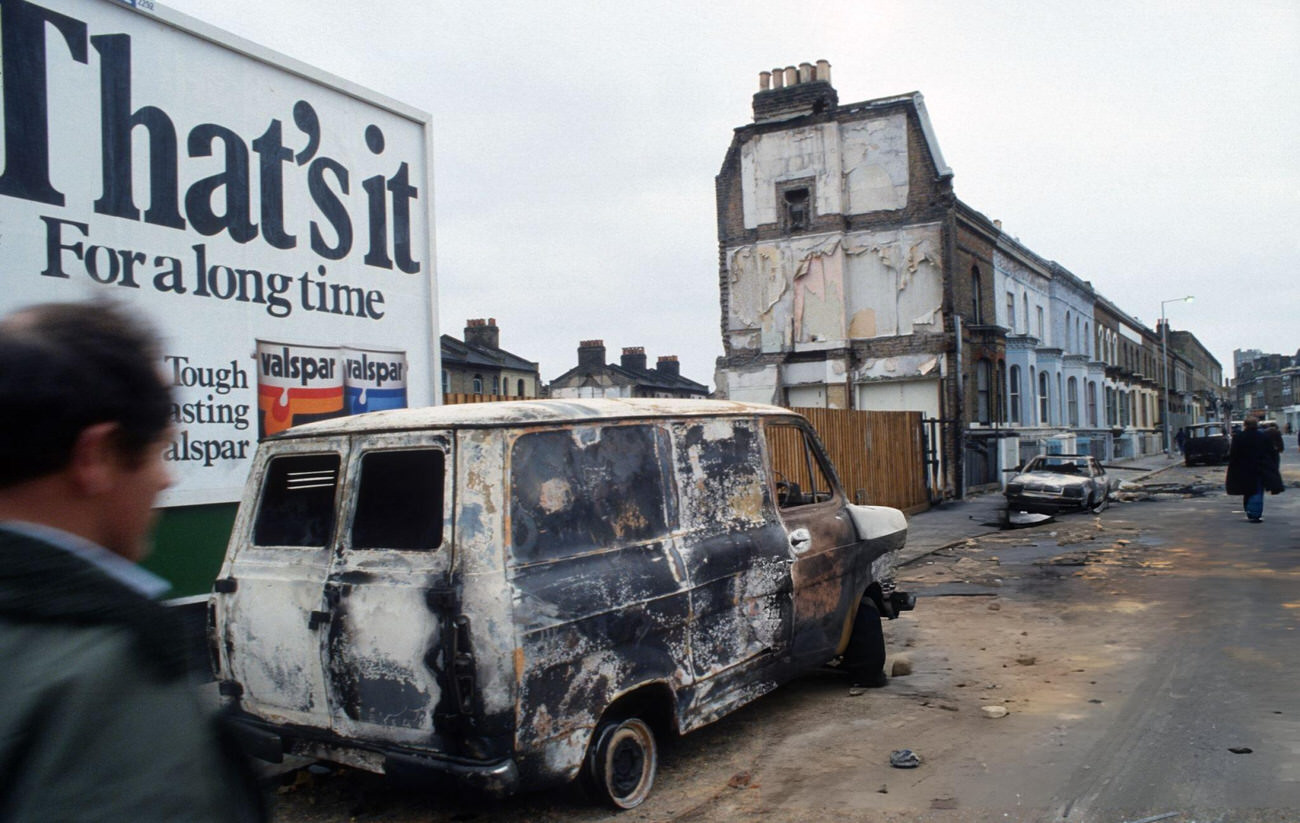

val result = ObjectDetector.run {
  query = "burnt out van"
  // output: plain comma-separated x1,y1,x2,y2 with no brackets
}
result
209,399,912,808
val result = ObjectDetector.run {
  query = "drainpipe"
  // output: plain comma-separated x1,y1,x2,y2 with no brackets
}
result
954,314,965,499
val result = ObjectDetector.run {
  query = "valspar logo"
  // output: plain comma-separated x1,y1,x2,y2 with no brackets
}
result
343,350,407,415
256,341,409,438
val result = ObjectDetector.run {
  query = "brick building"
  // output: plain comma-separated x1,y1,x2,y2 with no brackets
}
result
440,318,541,399
713,62,1223,496
549,341,708,399
1234,350,1300,432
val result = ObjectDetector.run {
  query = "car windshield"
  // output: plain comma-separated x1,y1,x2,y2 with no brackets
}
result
1025,457,1090,475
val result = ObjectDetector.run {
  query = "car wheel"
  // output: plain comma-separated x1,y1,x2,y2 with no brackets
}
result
1090,491,1109,514
585,716,657,809
842,597,887,686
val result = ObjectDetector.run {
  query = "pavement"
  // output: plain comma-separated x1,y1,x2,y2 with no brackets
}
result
898,451,1186,567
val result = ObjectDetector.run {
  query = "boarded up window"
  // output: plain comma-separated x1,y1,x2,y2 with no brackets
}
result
351,449,445,550
510,425,670,561
254,453,340,547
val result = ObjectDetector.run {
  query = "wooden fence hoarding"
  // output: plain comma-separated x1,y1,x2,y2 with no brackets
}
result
791,407,930,513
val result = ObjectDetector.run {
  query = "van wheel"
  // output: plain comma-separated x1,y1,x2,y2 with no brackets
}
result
843,598,886,687
1090,491,1109,514
585,716,657,809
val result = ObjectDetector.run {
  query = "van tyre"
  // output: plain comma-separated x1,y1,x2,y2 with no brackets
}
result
584,716,657,809
1090,491,1109,514
843,597,887,688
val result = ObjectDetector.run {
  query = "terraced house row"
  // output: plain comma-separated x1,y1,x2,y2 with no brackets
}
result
713,61,1224,497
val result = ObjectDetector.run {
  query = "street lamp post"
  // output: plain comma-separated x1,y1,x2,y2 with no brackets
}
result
1160,295,1194,455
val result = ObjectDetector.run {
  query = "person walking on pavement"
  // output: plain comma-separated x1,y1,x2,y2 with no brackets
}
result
1174,427,1187,454
1225,415,1284,523
0,301,265,822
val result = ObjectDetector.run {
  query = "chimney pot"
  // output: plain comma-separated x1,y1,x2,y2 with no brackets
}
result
784,66,798,86
815,59,831,84
577,340,606,369
798,62,813,83
464,318,500,350
656,355,681,378
771,67,784,89
759,70,771,91
620,346,648,372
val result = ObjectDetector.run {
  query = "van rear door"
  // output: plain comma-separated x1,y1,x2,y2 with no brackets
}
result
320,432,454,745
217,438,349,731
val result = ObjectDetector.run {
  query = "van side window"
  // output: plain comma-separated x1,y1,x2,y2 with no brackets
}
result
254,454,341,547
510,425,670,561
351,450,445,550
765,423,835,508
674,421,768,529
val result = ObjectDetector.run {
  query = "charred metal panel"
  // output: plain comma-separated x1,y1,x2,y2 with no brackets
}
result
453,429,516,724
510,543,686,634
514,594,688,783
680,529,790,679
508,425,672,565
505,421,689,783
670,419,794,720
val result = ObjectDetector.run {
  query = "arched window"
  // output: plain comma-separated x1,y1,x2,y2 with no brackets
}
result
976,358,992,423
1038,370,1051,425
441,369,450,396
517,379,526,397
1065,312,1071,350
1067,377,1079,427
492,375,500,395
1009,365,1022,424
472,374,483,394
971,267,983,324
1087,380,1098,427
1083,323,1090,358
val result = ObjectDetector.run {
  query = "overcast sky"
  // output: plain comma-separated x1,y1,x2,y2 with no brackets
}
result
164,0,1299,388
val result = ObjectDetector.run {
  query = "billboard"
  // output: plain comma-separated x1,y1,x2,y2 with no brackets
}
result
0,0,439,507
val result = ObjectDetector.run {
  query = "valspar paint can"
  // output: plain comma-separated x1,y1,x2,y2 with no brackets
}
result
343,347,409,415
255,341,344,438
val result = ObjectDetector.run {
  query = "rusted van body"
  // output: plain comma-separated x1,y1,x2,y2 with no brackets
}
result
209,399,910,807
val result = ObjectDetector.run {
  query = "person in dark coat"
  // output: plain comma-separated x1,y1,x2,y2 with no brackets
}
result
0,302,265,822
1225,416,1285,522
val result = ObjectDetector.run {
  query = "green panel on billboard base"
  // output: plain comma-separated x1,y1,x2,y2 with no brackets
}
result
144,504,238,599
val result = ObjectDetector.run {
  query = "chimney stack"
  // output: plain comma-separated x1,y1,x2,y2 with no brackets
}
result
753,59,837,123
656,355,680,378
620,346,647,372
464,317,500,350
578,339,606,369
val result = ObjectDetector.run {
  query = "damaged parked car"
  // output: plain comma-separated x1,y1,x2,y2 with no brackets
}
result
1004,453,1117,514
208,399,913,808
1182,422,1230,466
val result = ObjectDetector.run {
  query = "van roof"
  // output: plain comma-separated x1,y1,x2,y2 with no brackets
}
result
272,398,800,438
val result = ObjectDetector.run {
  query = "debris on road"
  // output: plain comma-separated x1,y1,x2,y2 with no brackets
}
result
1228,746,1254,754
980,706,1009,719
889,750,922,769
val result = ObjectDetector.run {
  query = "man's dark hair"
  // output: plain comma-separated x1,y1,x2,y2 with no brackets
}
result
0,301,172,488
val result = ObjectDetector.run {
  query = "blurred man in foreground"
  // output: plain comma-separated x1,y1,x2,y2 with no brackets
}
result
0,302,263,822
